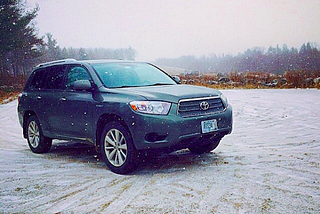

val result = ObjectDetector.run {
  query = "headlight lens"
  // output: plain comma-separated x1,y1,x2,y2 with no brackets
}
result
220,94,228,107
130,101,171,115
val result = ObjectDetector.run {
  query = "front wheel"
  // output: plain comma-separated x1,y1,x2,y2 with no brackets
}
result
100,121,139,174
188,138,221,154
26,115,52,153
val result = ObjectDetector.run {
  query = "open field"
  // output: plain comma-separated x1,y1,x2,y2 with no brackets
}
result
0,89,319,213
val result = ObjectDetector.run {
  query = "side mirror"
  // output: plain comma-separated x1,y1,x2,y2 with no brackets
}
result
73,80,93,91
172,76,181,84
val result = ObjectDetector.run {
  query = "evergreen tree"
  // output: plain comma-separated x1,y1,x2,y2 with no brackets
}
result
43,33,61,61
78,48,88,60
0,0,43,77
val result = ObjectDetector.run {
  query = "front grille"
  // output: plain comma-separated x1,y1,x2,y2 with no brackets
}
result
178,97,225,117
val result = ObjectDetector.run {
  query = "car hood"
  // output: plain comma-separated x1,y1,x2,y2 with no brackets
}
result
109,84,221,103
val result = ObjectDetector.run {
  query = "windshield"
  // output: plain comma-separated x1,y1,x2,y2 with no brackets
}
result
92,62,176,88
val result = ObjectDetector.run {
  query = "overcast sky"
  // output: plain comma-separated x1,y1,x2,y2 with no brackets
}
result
27,0,320,61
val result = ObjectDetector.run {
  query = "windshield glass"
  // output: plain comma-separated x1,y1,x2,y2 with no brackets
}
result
92,62,176,88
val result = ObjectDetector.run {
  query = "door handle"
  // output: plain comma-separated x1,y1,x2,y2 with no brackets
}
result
59,97,67,101
36,96,41,100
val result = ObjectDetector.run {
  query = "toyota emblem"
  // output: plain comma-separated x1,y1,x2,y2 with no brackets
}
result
200,101,210,110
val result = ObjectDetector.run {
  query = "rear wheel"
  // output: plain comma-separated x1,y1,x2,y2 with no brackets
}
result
26,116,52,153
100,121,139,174
188,138,221,154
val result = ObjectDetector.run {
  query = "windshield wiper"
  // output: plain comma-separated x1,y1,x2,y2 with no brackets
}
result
113,85,142,88
112,83,175,88
145,83,175,86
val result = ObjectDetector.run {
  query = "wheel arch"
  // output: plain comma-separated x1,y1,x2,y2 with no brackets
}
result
95,113,133,152
23,110,37,138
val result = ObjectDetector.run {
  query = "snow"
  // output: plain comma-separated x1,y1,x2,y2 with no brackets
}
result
0,89,320,213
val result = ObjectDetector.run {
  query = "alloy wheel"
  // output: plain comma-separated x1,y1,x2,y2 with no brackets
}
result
28,121,40,148
104,128,128,167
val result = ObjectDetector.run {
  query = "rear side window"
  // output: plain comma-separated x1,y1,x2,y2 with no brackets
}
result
29,69,45,89
44,66,67,89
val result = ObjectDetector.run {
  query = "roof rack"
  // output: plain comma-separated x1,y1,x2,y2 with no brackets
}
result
36,58,77,68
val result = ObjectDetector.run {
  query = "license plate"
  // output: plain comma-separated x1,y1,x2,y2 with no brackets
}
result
201,119,218,133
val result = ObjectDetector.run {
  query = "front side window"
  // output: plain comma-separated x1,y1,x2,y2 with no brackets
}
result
66,66,92,89
44,66,66,90
92,63,176,88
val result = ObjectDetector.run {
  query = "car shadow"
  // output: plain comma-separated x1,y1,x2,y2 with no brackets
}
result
136,150,226,174
45,140,226,174
45,141,104,168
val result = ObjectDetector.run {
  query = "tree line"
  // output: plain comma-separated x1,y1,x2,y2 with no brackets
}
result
40,33,136,66
0,0,136,82
155,43,320,74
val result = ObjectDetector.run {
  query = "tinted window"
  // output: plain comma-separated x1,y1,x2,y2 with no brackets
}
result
29,69,45,89
44,66,66,89
66,66,91,89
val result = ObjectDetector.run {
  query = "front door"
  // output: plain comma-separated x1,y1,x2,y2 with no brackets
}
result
58,65,93,139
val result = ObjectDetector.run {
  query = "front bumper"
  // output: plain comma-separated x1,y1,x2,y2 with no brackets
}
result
125,103,233,150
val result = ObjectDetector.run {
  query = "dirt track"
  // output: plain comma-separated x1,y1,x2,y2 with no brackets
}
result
0,89,319,213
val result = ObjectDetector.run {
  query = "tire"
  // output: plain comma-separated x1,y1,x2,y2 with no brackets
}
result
188,138,221,154
100,121,139,174
26,115,52,153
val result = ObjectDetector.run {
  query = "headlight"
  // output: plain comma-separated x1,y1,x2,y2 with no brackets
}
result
220,94,228,107
130,101,171,115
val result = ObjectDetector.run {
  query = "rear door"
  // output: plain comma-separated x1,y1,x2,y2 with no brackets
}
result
39,65,68,136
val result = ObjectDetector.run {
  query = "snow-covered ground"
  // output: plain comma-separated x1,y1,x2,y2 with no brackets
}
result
0,89,319,213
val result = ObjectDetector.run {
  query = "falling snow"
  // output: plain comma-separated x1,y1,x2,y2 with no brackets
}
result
0,89,319,213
